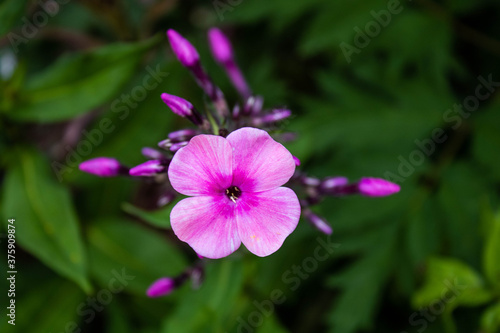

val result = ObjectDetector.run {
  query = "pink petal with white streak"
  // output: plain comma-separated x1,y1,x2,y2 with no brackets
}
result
168,134,233,196
170,195,241,259
236,187,300,257
227,127,296,192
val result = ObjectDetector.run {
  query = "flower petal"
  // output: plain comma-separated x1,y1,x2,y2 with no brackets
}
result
226,127,296,192
236,187,300,257
170,195,241,259
168,134,232,196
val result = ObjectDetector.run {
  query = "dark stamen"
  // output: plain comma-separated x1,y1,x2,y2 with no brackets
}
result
219,128,229,137
225,186,241,203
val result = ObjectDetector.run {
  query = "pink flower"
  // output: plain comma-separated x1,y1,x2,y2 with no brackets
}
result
168,127,300,259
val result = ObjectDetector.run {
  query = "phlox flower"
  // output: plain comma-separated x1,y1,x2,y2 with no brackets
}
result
168,127,300,259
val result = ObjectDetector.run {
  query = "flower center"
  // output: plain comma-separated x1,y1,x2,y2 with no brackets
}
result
225,186,241,203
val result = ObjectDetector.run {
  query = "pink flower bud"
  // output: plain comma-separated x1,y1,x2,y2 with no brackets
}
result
79,157,125,177
167,29,200,67
320,177,349,191
252,109,291,126
141,147,165,160
146,277,176,298
170,141,188,152
168,129,198,141
303,210,332,235
208,28,233,64
357,178,400,197
161,93,194,117
129,160,167,177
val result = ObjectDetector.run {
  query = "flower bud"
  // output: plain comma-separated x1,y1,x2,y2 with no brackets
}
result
320,177,349,191
146,277,176,298
242,96,263,115
168,129,198,142
190,265,205,289
158,192,176,207
161,93,194,117
357,178,400,197
300,176,321,187
129,160,167,177
79,157,126,177
141,147,166,160
170,141,188,152
252,109,291,126
303,209,332,235
208,28,251,99
167,29,200,67
208,27,233,64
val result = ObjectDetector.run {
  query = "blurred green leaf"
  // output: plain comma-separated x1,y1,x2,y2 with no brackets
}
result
289,71,449,173
437,163,486,263
162,260,245,333
0,278,85,333
473,103,500,181
0,0,27,36
105,303,134,333
222,0,319,30
405,188,441,266
87,218,187,296
449,0,490,13
121,198,182,229
299,0,386,57
483,213,500,291
326,222,398,333
0,58,25,112
7,36,160,122
481,301,500,333
2,148,91,292
412,257,492,311
66,59,178,174
258,314,290,333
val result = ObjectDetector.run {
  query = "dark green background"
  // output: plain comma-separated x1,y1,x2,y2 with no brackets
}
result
1,0,500,332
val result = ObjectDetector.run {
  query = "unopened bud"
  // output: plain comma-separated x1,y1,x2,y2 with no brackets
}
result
303,209,332,235
129,160,167,177
357,178,400,197
141,147,166,160
208,27,233,64
146,277,176,298
167,29,200,67
79,157,127,177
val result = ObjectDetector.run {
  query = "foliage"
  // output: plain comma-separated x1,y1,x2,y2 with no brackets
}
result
1,0,500,332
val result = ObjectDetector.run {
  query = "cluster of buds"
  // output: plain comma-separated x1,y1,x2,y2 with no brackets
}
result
79,27,400,297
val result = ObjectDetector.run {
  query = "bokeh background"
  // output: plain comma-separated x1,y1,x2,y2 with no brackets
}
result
1,0,500,332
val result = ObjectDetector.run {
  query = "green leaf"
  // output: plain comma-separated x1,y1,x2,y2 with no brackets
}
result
326,222,398,333
0,278,85,333
481,301,500,333
161,260,245,333
87,218,187,296
105,303,135,333
2,148,91,292
258,315,290,333
8,36,160,122
299,0,384,57
0,0,28,36
121,198,182,229
437,163,486,263
484,213,500,291
473,103,500,181
412,257,492,311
